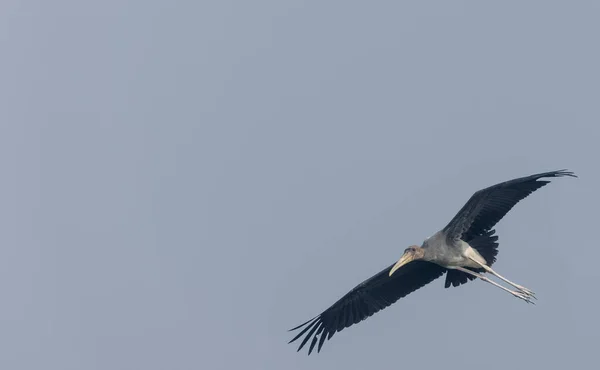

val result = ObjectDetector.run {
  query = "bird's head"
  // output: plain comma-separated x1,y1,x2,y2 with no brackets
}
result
389,245,425,277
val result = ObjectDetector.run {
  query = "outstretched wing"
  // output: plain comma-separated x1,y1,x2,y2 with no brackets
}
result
288,261,445,355
443,169,576,243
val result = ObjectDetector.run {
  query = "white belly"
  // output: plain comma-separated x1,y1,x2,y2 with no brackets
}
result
444,240,488,269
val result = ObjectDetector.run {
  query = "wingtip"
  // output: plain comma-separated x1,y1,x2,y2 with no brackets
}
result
288,316,322,354
547,169,577,179
288,315,318,332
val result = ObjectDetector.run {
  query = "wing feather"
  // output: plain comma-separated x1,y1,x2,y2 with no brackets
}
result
289,260,445,355
443,169,576,242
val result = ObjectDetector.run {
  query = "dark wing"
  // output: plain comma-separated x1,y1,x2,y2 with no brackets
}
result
443,169,576,243
288,261,445,355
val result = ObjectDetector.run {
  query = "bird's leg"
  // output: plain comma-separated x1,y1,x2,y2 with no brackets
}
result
466,257,536,299
453,266,535,304
487,266,536,298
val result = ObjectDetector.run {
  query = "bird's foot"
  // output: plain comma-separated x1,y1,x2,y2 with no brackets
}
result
515,285,537,300
512,290,535,304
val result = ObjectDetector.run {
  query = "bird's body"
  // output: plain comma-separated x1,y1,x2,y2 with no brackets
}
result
289,169,576,355
421,231,488,269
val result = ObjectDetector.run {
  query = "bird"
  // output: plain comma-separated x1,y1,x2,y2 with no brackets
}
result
288,169,576,355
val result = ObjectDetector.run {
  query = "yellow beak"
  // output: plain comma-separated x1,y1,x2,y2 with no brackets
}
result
389,253,414,276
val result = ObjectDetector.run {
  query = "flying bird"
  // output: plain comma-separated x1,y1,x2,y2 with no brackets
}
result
288,169,576,355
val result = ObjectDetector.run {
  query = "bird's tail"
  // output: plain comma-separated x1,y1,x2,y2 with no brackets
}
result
467,229,499,267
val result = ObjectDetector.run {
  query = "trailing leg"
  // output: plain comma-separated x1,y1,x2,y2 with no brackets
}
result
467,257,536,299
453,266,535,304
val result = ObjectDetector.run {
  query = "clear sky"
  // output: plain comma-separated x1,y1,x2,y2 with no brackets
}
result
2,1,599,369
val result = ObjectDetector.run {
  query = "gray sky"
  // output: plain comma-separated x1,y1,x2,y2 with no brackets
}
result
2,1,599,369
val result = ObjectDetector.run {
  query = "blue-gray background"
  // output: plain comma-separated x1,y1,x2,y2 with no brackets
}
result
2,1,599,369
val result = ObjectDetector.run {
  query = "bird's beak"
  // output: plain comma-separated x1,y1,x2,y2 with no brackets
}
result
389,253,414,277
